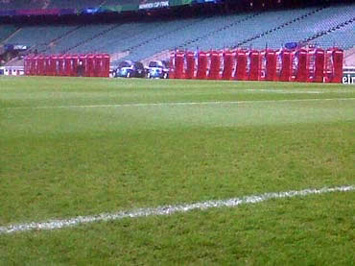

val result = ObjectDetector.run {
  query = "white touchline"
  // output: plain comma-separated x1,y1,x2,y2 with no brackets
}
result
245,89,323,94
1,185,354,235
5,97,355,110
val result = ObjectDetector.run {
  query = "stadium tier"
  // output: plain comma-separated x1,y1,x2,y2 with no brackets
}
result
0,24,17,41
3,25,78,51
314,22,355,49
249,4,355,49
1,3,354,64
43,24,120,54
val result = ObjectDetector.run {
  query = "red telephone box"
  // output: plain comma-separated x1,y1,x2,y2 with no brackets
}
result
57,55,65,76
47,55,56,76
93,54,101,77
208,50,221,80
265,50,278,81
64,55,72,76
102,54,110,78
37,55,45,76
169,51,175,79
330,48,343,83
174,51,184,79
313,49,325,83
279,50,293,82
295,48,310,82
78,55,87,76
185,51,195,79
86,54,95,77
24,56,31,76
222,50,234,80
94,54,106,77
70,55,78,77
43,55,48,76
29,56,36,76
307,49,316,82
249,50,262,81
92,54,97,77
235,50,248,81
44,55,49,76
51,55,57,76
196,51,208,80
31,56,37,75
24,53,110,78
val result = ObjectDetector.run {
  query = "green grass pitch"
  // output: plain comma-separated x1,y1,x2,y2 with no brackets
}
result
1,76,354,264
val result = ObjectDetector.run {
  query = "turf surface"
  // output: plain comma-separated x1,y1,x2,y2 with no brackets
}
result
1,76,354,264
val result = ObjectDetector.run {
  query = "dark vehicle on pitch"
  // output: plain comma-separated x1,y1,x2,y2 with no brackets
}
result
147,60,169,79
115,60,146,78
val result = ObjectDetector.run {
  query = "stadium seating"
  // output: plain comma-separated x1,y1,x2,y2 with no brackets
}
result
313,22,355,49
125,4,354,61
0,3,353,64
41,24,119,54
68,19,201,56
3,25,78,52
249,4,355,49
0,25,17,42
126,15,254,61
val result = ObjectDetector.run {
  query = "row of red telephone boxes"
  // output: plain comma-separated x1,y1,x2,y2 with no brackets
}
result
170,48,343,83
24,54,110,77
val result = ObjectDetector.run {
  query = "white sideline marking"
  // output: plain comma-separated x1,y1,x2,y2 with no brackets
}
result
245,89,324,94
5,97,355,110
0,185,353,235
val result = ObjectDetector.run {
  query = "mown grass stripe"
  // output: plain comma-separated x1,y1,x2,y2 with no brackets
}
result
1,185,353,235
4,97,355,110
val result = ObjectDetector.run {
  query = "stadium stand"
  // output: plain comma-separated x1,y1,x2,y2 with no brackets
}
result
68,19,204,56
3,25,79,52
41,24,120,54
247,4,355,49
0,24,17,42
313,22,355,49
0,1,354,65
